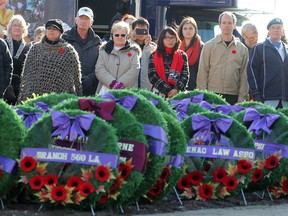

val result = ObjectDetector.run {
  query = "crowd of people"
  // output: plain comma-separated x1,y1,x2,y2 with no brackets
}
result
0,7,288,108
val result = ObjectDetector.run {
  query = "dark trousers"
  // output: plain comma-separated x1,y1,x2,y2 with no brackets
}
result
216,93,238,105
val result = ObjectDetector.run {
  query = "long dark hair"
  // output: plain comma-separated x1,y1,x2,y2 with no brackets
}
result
156,27,180,56
177,16,199,50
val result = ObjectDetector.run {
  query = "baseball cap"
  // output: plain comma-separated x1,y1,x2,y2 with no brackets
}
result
77,7,94,19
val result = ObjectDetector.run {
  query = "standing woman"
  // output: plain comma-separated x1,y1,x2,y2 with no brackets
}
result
5,15,30,104
178,17,204,90
148,27,189,98
18,19,82,102
95,21,141,94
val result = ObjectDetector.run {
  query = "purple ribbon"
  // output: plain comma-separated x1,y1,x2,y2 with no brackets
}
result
192,114,233,143
230,105,245,113
170,98,191,122
200,101,232,115
243,108,280,135
166,154,184,168
34,102,51,112
102,93,138,111
20,148,119,168
254,139,288,158
51,110,94,141
147,98,159,107
148,140,166,156
16,109,42,128
0,156,16,174
190,93,204,104
78,98,116,121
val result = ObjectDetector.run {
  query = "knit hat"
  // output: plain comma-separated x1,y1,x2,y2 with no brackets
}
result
45,19,64,33
77,7,94,19
267,18,283,30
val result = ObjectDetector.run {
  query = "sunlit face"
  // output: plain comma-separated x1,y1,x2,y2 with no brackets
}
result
0,0,8,10
112,28,127,47
34,34,43,43
219,14,235,36
163,32,177,48
45,26,61,42
182,23,196,40
243,29,258,48
10,20,24,39
268,24,284,42
75,15,93,31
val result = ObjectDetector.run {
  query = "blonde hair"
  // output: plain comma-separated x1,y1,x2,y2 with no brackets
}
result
241,21,258,35
33,26,45,37
6,14,29,38
111,21,130,35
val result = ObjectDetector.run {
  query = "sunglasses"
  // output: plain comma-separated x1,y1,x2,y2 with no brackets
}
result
114,34,126,38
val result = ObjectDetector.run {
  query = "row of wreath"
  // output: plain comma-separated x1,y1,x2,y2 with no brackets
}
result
1,89,288,210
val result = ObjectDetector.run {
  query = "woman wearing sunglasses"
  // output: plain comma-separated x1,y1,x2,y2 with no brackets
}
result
148,27,189,98
95,21,141,94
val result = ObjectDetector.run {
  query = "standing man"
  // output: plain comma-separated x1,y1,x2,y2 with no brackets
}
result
197,11,249,105
130,17,157,90
62,7,102,96
247,18,288,108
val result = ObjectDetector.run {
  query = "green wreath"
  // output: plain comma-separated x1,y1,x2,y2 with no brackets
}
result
20,109,119,208
0,100,26,198
177,111,254,200
99,89,169,202
53,97,148,208
234,106,288,192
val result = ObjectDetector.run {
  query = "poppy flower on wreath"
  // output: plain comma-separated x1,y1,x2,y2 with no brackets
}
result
0,168,2,179
232,50,236,54
58,48,65,54
95,164,112,182
237,159,253,174
159,166,171,182
177,176,191,190
281,179,288,193
20,156,37,173
66,176,83,191
48,185,73,204
223,176,238,192
187,171,203,185
252,168,263,183
212,168,227,183
265,155,280,169
29,175,44,190
197,183,215,201
118,159,133,179
43,174,58,186
109,175,125,196
78,182,95,197
148,179,165,197
98,192,109,204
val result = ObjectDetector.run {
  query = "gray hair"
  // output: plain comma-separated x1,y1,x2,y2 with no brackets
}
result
241,21,258,35
111,21,130,35
6,15,29,38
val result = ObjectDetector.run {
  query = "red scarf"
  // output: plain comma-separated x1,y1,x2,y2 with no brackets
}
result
154,48,184,84
179,35,201,66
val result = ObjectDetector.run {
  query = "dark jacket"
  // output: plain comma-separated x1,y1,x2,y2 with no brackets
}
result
247,39,288,101
0,38,13,97
62,26,102,96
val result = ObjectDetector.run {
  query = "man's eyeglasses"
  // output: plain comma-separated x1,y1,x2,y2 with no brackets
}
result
114,34,126,38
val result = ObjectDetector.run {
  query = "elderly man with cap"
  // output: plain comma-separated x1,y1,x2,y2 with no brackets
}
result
62,7,102,96
18,19,82,102
247,18,288,108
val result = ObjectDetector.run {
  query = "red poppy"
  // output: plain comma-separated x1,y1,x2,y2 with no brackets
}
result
29,175,44,190
232,50,236,54
252,169,263,183
51,186,67,201
95,165,111,182
79,182,95,197
0,169,2,179
177,176,190,190
66,176,83,191
237,160,252,174
43,174,58,186
265,155,279,169
223,176,238,192
20,156,37,173
98,193,109,204
159,166,171,182
282,179,288,193
109,176,124,194
127,52,132,57
118,162,133,179
58,48,65,54
213,168,227,183
148,179,164,196
203,163,211,172
187,171,203,185
198,184,214,200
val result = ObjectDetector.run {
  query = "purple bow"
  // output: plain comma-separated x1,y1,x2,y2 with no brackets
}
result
16,109,42,128
78,98,116,121
102,93,138,111
192,114,233,143
51,110,94,141
230,105,245,113
190,93,204,104
200,101,232,115
170,98,191,122
34,102,51,112
243,108,280,136
147,98,159,107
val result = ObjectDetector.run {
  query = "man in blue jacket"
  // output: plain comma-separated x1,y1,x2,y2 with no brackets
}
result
247,18,288,108
62,7,102,96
